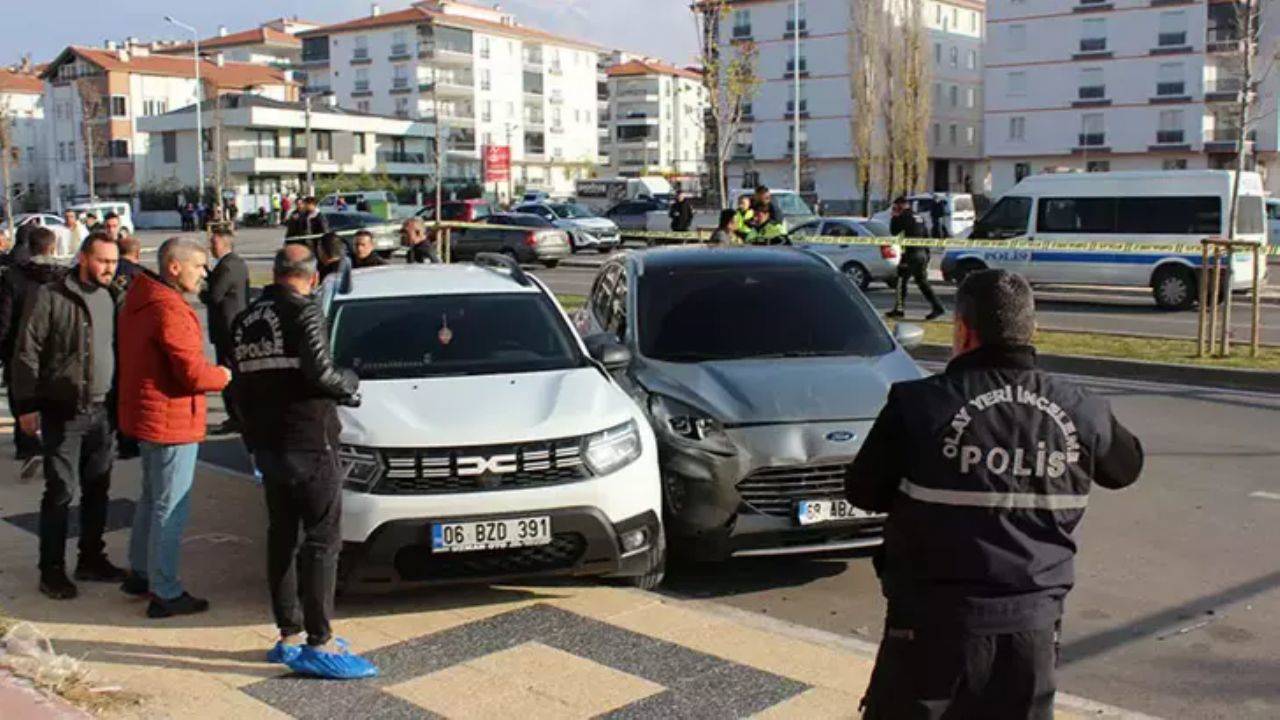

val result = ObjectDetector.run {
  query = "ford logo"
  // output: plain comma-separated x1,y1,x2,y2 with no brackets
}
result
825,430,856,443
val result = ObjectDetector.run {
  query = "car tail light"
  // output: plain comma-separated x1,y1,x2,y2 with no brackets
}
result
524,231,539,247
880,244,899,260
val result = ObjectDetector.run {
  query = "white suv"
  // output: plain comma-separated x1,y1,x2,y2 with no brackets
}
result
322,255,664,589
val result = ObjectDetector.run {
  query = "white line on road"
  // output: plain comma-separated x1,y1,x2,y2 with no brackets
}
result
1248,491,1280,502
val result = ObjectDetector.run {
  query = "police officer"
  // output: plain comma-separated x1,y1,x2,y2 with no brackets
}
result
886,196,945,320
846,269,1143,719
229,244,376,679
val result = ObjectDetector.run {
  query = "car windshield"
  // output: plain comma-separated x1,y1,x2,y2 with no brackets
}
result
774,194,814,216
638,264,894,362
491,214,554,228
549,203,594,219
331,293,584,380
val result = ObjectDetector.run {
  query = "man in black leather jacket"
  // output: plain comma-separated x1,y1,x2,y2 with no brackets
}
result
886,196,945,320
846,270,1143,719
229,244,373,670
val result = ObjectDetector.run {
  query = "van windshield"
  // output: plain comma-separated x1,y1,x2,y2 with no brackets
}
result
775,194,814,216
972,196,1031,238
954,196,974,213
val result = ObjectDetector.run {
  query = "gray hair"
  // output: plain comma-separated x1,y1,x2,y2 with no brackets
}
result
157,237,207,273
274,245,317,280
956,269,1036,347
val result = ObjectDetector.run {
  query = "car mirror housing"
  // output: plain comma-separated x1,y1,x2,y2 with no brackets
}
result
894,323,926,350
584,334,632,370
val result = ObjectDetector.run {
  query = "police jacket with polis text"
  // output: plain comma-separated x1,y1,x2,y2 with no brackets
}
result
845,345,1143,633
229,284,358,452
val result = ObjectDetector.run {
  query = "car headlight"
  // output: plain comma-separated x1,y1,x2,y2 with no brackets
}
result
582,420,642,476
648,395,734,453
338,445,383,492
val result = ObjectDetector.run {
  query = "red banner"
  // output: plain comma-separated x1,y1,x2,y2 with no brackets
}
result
483,145,511,182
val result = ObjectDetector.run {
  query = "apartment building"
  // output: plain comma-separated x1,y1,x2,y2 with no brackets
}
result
299,0,601,200
152,21,310,68
0,66,49,212
985,0,1280,195
39,44,295,208
137,94,432,216
604,60,708,180
720,0,986,207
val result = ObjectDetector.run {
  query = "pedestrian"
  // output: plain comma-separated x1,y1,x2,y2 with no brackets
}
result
200,224,249,434
753,185,783,226
668,190,693,232
886,196,945,321
227,200,239,226
180,203,193,232
401,217,439,263
230,244,376,679
931,194,951,240
61,210,88,255
745,203,786,245
708,209,737,245
732,195,754,242
315,232,346,284
11,219,36,265
112,234,144,294
284,196,327,249
11,232,128,599
0,228,66,472
117,237,230,618
271,194,283,227
101,213,122,243
351,230,388,268
846,269,1144,719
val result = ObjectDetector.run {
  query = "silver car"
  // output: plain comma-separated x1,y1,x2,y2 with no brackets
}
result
515,202,622,253
791,217,901,290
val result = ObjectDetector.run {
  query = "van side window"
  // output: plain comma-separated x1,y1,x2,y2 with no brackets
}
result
1039,198,1117,233
1116,197,1219,234
973,196,1031,239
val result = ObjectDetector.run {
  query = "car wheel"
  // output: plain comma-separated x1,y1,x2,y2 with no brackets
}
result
1152,265,1197,311
542,259,560,269
841,261,871,290
951,259,985,287
626,532,666,591
597,246,611,254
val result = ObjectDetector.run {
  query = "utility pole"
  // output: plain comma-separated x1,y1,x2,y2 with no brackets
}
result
84,117,95,201
433,77,443,222
165,16,204,204
506,121,515,203
304,95,314,195
791,0,800,191
0,111,14,227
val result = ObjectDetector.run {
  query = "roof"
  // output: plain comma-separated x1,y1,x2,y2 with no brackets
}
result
607,60,701,81
41,46,293,88
632,246,829,273
0,68,43,94
157,26,301,55
336,263,542,300
300,3,603,52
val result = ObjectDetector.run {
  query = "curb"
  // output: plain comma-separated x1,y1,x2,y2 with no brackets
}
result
909,344,1280,394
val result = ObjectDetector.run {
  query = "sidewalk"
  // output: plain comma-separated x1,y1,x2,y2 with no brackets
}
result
0,443,1139,718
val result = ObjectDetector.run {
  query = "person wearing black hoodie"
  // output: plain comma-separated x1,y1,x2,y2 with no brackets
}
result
668,191,694,232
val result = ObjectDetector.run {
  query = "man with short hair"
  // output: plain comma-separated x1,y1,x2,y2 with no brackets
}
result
284,196,327,246
101,213,121,242
753,184,782,226
61,210,87,256
668,190,694,232
351,229,387,268
201,224,249,433
315,232,346,283
887,195,945,321
846,269,1144,719
118,237,231,618
231,245,375,679
401,217,439,264
112,234,144,293
12,233,127,599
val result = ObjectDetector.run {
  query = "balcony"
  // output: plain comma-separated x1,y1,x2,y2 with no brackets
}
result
229,146,281,160
548,62,563,76
1205,77,1244,102
548,92,565,105
732,143,753,159
353,80,372,97
419,43,473,64
1076,133,1108,149
390,77,413,94
783,20,808,39
351,48,371,65
303,84,331,95
378,150,426,164
731,25,752,41
1073,85,1110,107
525,112,545,127
424,74,475,97
1204,127,1250,152
389,43,412,60
1155,129,1185,144
1206,27,1243,54
523,52,543,69
615,111,658,124
783,61,809,80
1152,31,1190,54
1074,0,1114,12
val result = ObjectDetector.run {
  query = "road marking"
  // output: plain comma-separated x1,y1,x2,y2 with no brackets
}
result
1249,491,1280,501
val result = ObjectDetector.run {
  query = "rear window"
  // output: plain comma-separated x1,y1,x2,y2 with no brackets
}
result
954,196,974,213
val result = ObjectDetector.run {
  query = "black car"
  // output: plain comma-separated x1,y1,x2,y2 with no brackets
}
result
572,247,925,562
447,213,571,268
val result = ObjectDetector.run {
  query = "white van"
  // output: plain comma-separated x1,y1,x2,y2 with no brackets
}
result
574,176,674,214
66,201,134,235
941,171,1269,310
872,193,976,237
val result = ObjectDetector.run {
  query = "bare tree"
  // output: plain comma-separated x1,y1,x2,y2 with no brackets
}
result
0,99,16,226
75,78,106,202
900,0,931,193
695,0,761,209
849,0,882,214
879,1,902,198
1225,0,1265,240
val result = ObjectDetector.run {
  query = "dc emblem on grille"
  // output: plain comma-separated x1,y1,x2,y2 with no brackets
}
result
455,454,520,476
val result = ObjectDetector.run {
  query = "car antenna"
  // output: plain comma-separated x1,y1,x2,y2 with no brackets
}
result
473,252,532,287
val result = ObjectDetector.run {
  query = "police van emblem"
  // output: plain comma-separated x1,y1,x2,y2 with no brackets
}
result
826,430,856,443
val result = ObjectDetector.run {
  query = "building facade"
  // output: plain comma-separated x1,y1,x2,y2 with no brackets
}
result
720,0,986,209
605,60,708,181
984,0,1280,195
0,66,50,213
299,0,601,201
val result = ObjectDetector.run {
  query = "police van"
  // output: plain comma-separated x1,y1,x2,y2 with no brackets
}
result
941,171,1269,310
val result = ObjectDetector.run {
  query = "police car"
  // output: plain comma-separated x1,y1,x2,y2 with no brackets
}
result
322,256,664,589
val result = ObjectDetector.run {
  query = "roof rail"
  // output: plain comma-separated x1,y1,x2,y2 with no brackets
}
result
472,252,532,287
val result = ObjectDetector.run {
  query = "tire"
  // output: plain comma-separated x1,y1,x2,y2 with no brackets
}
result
626,532,666,590
597,246,612,254
950,259,985,287
1151,265,1197,311
542,259,560,269
841,261,871,290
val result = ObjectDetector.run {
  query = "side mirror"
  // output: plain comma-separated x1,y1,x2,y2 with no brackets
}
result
894,323,926,350
584,333,632,371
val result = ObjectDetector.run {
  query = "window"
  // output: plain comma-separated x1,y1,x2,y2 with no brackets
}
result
1007,71,1027,96
1079,67,1105,99
967,49,977,69
786,86,808,116
354,133,367,154
355,67,369,92
933,123,941,144
1157,62,1185,96
1158,11,1187,47
108,139,128,158
110,95,127,118
934,42,942,65
1009,116,1026,141
949,84,958,107
1039,198,1116,233
786,1,807,34
732,9,751,38
1086,160,1111,173
1163,159,1188,170
1080,113,1105,146
966,126,976,146
1158,109,1184,143
1009,25,1027,52
395,97,409,117
393,64,409,88
966,86,976,108
480,37,491,58
481,100,492,122
142,98,167,117
949,46,958,67
786,48,807,77
391,30,408,56
1081,19,1107,53
1115,196,1220,233
480,68,491,91
972,196,1032,238
1015,162,1031,182
162,132,176,163
356,100,370,113
948,124,958,145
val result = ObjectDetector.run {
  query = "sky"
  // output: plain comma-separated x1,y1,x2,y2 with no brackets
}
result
0,0,702,68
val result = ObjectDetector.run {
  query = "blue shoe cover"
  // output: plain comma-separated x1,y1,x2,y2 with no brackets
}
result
286,639,378,679
266,641,302,664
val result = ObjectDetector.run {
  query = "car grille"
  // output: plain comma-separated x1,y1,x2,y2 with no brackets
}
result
737,463,850,518
393,532,587,581
375,437,589,495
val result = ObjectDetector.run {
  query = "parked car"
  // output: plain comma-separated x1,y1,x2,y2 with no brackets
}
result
603,198,669,233
871,193,975,238
514,202,621,253
66,201,134,234
1267,197,1280,247
573,247,925,562
448,213,569,268
2,213,65,233
319,211,399,256
320,190,399,219
417,198,494,223
789,217,901,289
689,190,819,233
321,257,665,590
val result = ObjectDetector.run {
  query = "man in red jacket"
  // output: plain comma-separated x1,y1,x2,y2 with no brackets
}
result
117,237,230,618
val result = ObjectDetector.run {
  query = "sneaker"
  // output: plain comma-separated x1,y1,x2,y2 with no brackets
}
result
120,572,149,597
286,640,378,680
74,555,128,583
884,309,905,319
19,457,42,481
266,640,303,664
925,308,946,321
147,592,210,618
38,568,78,600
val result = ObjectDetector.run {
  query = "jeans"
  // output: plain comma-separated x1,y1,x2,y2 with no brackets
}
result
256,448,342,646
39,404,115,570
129,442,199,601
894,260,945,314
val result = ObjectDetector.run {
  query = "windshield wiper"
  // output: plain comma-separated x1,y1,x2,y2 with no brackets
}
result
750,350,854,359
653,352,735,362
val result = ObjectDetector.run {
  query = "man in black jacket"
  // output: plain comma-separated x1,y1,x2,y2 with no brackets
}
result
112,234,144,294
200,224,249,433
846,270,1144,719
668,191,694,232
229,244,375,678
12,233,128,599
0,228,65,465
351,229,387,268
284,196,327,249
315,232,346,283
886,196,945,320
401,217,439,263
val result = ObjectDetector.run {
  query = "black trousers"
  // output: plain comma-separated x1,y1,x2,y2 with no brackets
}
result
214,342,240,425
39,404,115,571
255,448,341,646
4,367,40,460
861,620,1058,720
894,261,944,314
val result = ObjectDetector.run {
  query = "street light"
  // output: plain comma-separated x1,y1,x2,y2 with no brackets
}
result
164,15,205,207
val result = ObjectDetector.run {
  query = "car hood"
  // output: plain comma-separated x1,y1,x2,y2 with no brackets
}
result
565,217,618,232
635,351,924,425
339,367,636,447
